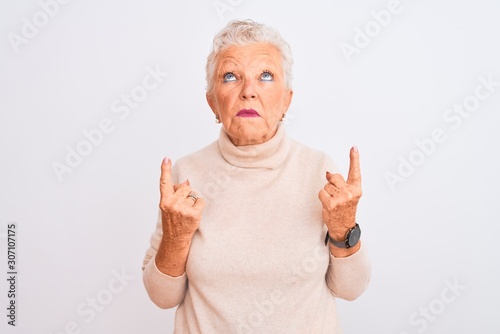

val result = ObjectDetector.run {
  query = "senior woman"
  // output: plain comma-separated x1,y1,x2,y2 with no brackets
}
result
142,20,371,333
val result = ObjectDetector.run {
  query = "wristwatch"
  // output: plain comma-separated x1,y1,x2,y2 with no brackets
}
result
324,223,361,249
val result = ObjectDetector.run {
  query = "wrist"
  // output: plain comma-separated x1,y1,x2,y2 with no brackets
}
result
325,223,361,249
328,230,349,242
328,224,356,241
161,235,192,247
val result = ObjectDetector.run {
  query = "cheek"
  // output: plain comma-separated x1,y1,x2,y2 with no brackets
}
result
264,90,288,111
219,90,238,108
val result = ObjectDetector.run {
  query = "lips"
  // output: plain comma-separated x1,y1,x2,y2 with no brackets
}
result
236,109,260,117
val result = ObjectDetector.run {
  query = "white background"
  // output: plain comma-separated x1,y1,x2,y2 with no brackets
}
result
1,0,499,333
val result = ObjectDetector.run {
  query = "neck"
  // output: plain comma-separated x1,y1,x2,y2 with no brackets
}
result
217,123,289,169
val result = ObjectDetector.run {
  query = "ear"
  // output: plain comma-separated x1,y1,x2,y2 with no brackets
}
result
282,89,293,112
206,92,217,115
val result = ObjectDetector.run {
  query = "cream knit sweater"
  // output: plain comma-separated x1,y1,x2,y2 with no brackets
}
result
143,125,371,333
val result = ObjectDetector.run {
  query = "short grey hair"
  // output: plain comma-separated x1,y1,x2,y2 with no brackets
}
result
205,19,293,94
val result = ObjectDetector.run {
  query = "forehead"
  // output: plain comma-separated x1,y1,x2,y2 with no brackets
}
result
217,43,282,68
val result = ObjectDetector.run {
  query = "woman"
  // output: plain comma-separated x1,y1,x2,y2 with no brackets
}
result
143,20,371,333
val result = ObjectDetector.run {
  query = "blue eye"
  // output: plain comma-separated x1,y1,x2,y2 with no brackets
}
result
260,71,274,82
223,72,237,82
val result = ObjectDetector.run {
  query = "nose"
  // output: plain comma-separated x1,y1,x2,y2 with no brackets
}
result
240,79,257,100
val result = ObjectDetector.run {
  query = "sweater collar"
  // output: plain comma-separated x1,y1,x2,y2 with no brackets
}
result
217,124,290,169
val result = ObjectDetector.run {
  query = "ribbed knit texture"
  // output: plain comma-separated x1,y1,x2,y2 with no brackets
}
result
143,124,371,333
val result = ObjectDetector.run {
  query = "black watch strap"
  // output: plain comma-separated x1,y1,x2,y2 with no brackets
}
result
324,224,361,249
325,232,348,248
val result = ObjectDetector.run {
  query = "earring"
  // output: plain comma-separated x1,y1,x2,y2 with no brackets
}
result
215,115,221,124
281,113,286,122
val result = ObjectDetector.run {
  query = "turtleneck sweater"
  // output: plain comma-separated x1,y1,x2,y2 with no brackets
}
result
143,125,371,333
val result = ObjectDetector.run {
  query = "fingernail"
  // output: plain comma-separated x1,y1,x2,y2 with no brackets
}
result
163,157,170,164
353,145,358,153
326,171,330,178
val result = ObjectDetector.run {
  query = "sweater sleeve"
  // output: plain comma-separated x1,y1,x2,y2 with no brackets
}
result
142,209,188,309
325,243,371,301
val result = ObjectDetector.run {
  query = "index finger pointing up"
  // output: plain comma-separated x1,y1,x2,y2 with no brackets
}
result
160,157,174,197
346,146,362,185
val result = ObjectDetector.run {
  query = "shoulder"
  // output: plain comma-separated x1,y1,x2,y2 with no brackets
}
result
288,137,339,173
171,141,220,180
177,141,218,165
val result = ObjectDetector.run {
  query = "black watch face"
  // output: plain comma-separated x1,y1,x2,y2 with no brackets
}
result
347,225,361,247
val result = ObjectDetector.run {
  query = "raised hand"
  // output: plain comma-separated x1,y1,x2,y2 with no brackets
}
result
159,157,205,242
318,147,362,242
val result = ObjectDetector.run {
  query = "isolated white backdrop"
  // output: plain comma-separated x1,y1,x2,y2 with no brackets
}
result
1,0,499,333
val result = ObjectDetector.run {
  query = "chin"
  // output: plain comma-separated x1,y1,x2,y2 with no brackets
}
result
229,127,270,145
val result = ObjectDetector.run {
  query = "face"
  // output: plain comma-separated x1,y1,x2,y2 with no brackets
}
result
206,43,293,146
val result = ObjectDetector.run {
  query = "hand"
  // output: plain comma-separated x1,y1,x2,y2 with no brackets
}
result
318,146,362,241
159,157,205,242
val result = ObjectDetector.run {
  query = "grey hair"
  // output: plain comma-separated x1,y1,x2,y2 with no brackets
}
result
205,19,293,94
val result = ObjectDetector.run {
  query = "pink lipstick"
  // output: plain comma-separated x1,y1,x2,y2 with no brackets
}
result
236,109,260,117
